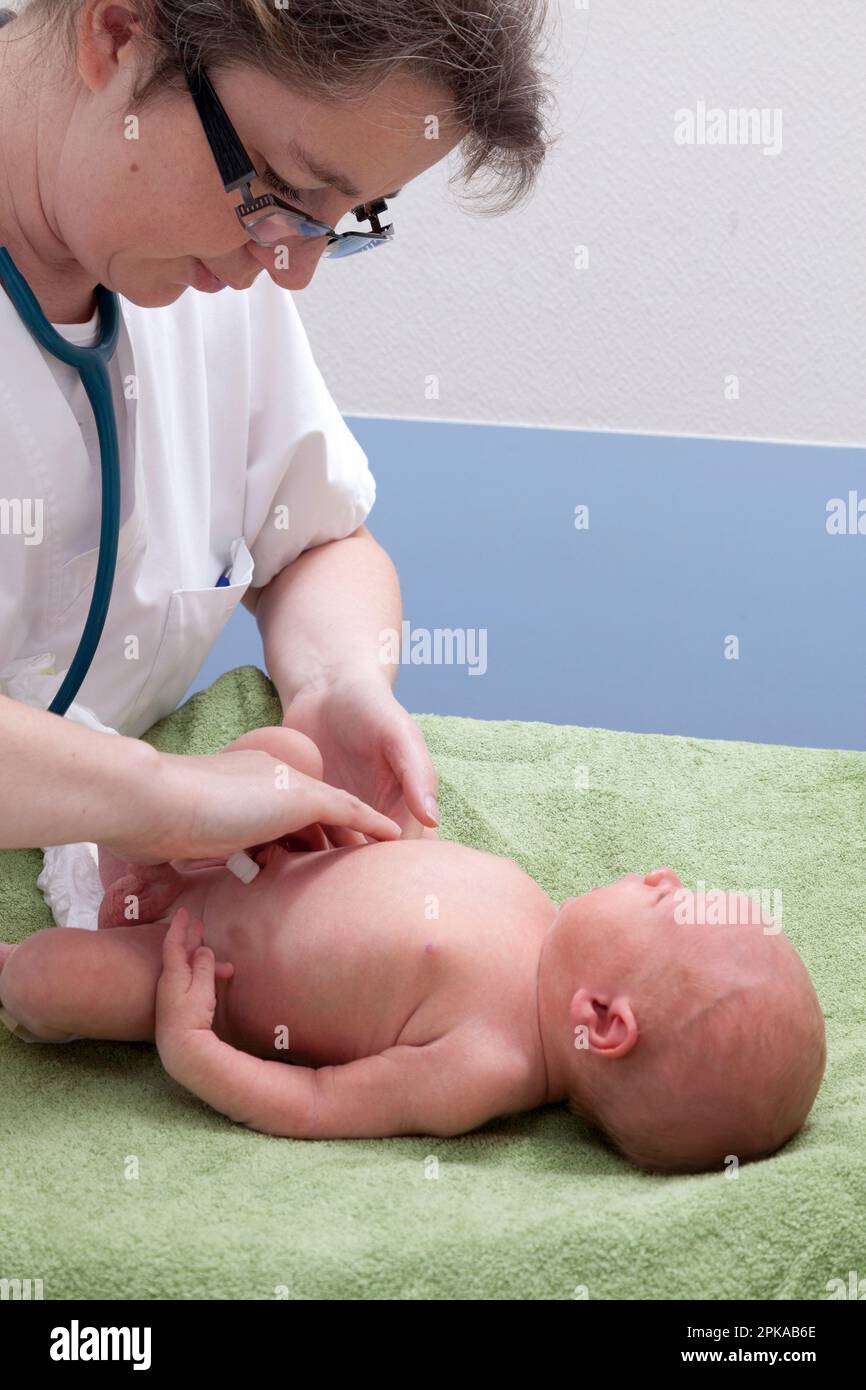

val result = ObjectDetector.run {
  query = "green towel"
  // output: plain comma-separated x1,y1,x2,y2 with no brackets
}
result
1,665,863,1300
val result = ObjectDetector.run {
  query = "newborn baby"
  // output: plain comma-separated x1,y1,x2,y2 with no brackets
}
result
0,729,826,1173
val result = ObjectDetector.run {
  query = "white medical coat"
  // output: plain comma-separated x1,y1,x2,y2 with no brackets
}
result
0,271,376,736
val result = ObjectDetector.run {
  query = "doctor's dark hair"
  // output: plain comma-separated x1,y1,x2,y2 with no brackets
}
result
19,0,559,216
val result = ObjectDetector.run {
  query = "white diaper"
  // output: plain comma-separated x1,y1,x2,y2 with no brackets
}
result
0,655,117,1043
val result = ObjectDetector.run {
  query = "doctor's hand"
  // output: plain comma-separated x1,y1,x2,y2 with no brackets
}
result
281,670,440,843
103,735,401,866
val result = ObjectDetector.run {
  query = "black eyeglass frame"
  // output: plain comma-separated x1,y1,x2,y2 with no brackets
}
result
182,62,394,256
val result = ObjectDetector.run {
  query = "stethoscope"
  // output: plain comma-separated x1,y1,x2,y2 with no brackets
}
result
0,244,121,716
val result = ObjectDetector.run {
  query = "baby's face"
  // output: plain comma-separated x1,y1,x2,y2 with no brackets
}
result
551,865,797,1090
547,865,825,1171
561,866,683,935
557,867,780,970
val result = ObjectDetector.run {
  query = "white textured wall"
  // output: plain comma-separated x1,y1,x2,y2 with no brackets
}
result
300,0,865,445
10,0,862,441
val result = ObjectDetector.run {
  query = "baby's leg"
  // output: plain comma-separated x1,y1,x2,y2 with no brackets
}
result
222,727,323,778
0,923,169,1042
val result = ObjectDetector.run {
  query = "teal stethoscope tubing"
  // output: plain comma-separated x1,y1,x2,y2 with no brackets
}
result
0,244,120,716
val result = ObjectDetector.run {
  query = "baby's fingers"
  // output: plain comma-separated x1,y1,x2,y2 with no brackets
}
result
190,941,216,994
183,920,233,989
187,929,232,984
161,907,192,977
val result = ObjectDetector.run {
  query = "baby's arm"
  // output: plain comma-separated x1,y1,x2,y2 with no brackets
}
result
164,1030,511,1139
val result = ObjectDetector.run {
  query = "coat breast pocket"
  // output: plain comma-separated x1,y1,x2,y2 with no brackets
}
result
124,536,255,736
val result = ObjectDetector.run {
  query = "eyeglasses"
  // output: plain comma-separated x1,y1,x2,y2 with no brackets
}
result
183,63,394,259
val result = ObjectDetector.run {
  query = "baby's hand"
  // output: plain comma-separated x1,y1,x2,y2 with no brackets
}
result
155,907,234,1056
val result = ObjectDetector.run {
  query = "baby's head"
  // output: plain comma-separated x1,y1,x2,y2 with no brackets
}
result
537,868,826,1173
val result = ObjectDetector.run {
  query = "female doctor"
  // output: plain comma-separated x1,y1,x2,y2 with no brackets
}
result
0,0,550,867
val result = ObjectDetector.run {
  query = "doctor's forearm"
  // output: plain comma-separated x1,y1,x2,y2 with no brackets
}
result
253,526,401,704
0,693,157,850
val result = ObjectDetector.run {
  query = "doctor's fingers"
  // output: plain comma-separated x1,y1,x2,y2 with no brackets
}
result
383,720,440,830
288,775,402,844
318,824,368,849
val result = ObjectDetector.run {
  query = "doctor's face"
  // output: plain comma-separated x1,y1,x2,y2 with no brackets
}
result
0,9,465,312
93,65,464,304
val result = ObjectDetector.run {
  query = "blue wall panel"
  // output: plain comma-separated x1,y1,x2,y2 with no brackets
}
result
188,421,865,751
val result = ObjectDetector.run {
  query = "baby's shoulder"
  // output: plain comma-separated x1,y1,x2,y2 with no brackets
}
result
408,1025,538,1136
